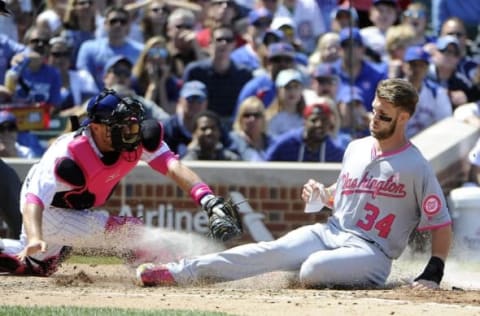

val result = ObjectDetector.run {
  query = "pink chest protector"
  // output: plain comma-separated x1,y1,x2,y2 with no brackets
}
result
65,135,142,207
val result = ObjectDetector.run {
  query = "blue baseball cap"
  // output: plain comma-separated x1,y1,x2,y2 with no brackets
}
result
313,63,339,78
436,35,460,51
275,69,303,88
403,45,430,63
331,5,359,22
338,86,364,104
248,7,272,25
267,42,295,59
104,55,132,75
180,81,207,99
339,27,363,46
86,90,122,121
0,110,16,125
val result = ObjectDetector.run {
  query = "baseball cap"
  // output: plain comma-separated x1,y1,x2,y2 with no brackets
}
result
403,45,430,63
262,29,284,45
339,27,363,46
436,35,460,51
275,69,303,88
267,42,295,59
0,110,16,125
248,7,272,25
331,5,359,22
313,63,339,78
338,86,364,104
86,89,122,120
271,16,295,31
104,55,132,76
303,103,332,119
180,81,207,99
373,0,397,7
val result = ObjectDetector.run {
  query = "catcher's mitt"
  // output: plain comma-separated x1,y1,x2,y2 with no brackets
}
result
202,196,243,242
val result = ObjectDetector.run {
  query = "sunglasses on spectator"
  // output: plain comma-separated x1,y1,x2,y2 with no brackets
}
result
212,0,235,7
50,51,70,58
186,95,206,103
151,7,168,13
148,47,168,59
111,67,131,77
403,10,426,19
75,0,92,7
30,38,50,46
109,17,128,26
316,77,335,85
242,112,263,119
0,123,17,133
253,18,272,28
215,36,235,44
446,31,465,38
175,24,194,30
269,56,293,64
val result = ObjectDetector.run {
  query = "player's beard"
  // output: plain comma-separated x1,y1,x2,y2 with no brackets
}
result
370,117,397,140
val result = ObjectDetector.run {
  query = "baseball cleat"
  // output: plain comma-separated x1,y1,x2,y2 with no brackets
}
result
136,263,176,287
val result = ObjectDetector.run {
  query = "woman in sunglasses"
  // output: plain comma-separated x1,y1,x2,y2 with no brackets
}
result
131,36,180,115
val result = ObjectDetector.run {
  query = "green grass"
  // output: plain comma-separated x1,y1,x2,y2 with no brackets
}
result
0,306,232,316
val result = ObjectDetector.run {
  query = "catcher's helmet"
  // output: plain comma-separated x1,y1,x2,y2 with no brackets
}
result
87,89,145,152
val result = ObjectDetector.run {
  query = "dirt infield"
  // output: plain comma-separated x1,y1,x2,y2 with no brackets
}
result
1,261,480,316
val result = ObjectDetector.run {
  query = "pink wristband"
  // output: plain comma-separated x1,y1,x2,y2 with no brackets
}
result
190,182,213,205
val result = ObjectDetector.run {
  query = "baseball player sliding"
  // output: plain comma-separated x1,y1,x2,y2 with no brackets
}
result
0,89,241,276
138,79,453,290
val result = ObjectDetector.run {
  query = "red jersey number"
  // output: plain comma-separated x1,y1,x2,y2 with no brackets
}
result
356,202,396,238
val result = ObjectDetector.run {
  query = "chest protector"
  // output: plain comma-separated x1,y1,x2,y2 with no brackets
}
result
51,135,142,210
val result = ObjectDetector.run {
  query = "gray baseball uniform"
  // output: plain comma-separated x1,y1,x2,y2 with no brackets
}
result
163,136,452,287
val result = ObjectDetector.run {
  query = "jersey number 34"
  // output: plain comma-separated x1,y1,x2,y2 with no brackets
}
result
356,202,396,238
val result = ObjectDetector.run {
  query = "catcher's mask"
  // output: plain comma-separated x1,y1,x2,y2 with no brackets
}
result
87,89,145,152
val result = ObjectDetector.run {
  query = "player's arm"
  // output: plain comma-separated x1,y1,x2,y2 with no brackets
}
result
17,200,47,260
413,224,452,290
302,179,337,207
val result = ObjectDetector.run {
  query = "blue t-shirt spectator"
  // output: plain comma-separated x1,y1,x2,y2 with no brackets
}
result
0,34,25,85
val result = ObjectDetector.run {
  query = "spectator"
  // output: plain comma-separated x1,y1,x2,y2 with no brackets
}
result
5,26,62,109
308,32,341,74
335,27,387,111
163,80,208,157
36,0,68,36
0,33,26,85
165,8,205,78
139,0,171,43
76,6,143,89
131,36,180,115
237,42,296,110
431,0,480,39
61,0,97,64
0,0,34,42
229,96,273,161
337,85,370,139
402,45,452,138
439,17,479,88
230,7,273,72
400,2,435,47
426,35,475,108
265,102,344,162
360,0,399,65
309,63,340,103
316,95,352,150
329,5,359,33
0,157,22,238
196,0,242,50
384,23,416,78
183,24,253,127
270,16,303,54
266,68,305,138
47,36,98,112
182,110,240,161
0,111,34,158
102,55,169,123
466,137,480,186
274,0,326,54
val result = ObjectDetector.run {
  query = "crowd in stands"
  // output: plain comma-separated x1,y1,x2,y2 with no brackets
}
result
0,0,480,164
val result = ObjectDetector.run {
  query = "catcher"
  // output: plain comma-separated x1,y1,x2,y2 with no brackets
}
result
0,89,242,276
